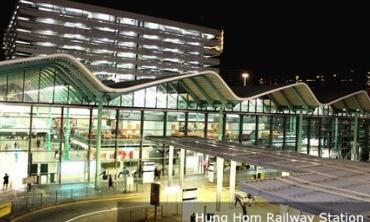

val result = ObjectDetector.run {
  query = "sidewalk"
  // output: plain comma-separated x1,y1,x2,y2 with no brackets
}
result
0,170,259,221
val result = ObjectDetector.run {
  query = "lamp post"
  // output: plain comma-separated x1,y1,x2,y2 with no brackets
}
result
242,73,250,86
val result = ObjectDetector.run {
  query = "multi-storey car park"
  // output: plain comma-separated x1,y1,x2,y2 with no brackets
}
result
3,0,223,82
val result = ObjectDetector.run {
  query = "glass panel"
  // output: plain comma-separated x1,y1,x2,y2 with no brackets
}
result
188,112,205,137
241,115,256,145
0,105,30,151
167,112,185,136
39,70,55,103
207,113,221,140
24,69,39,102
225,114,240,142
257,115,270,146
7,70,24,101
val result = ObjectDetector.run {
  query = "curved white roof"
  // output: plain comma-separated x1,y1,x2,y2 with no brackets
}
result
0,53,369,111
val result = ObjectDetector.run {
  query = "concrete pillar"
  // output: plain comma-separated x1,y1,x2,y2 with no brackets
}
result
229,160,236,208
179,148,185,187
216,157,224,211
94,101,103,189
352,114,359,160
296,113,303,153
168,145,174,185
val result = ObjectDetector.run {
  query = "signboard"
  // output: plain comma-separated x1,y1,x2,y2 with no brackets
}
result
150,183,160,206
0,201,11,218
182,188,197,201
142,161,155,183
22,176,36,184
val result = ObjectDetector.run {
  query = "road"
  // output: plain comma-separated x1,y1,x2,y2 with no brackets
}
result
12,194,150,222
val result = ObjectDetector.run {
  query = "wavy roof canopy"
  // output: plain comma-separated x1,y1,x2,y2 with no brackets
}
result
0,54,369,111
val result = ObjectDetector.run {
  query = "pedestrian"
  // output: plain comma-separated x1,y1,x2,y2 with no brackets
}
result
36,139,41,148
108,175,113,189
3,173,9,190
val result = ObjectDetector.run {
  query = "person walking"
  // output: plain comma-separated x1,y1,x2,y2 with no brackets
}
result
108,175,113,189
3,173,9,190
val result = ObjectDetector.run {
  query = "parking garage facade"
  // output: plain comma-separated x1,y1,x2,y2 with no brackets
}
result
0,54,369,190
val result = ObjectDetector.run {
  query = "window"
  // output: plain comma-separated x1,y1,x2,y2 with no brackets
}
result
117,63,134,69
91,60,114,66
95,27,115,32
202,33,215,39
117,52,136,58
183,29,200,37
119,31,136,37
89,12,113,22
35,42,56,47
92,49,113,54
143,34,160,40
36,30,57,36
143,45,159,50
63,34,89,41
164,38,184,44
37,18,56,25
118,42,136,48
117,17,137,26
61,45,86,51
64,22,90,30
144,22,159,30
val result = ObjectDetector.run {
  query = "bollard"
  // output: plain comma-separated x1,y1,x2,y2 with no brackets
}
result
70,189,73,200
40,193,43,207
25,195,29,210
55,190,58,204
31,189,35,208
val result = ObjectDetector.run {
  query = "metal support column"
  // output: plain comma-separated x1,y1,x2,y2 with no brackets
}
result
139,110,144,170
87,108,93,182
282,116,287,150
318,117,322,157
58,107,64,184
162,111,168,176
114,109,120,175
216,157,224,211
269,116,273,148
94,101,103,189
204,113,209,138
184,112,189,136
296,113,303,153
168,145,174,185
307,118,311,155
333,117,339,158
46,107,52,151
63,108,70,160
239,115,244,143
229,160,236,208
222,113,227,141
352,114,359,161
255,115,259,146
27,105,34,178
218,107,224,140
179,148,185,187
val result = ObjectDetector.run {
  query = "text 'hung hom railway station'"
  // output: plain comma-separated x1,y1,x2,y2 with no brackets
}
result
0,53,369,191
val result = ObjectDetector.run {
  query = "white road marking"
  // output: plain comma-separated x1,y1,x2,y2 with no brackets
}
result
65,207,117,222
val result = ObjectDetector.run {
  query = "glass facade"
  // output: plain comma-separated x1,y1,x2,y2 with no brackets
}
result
0,60,369,189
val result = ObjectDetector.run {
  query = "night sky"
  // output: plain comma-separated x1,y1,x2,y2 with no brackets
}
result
1,1,369,88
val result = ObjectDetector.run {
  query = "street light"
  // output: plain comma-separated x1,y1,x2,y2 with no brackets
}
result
241,73,250,86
